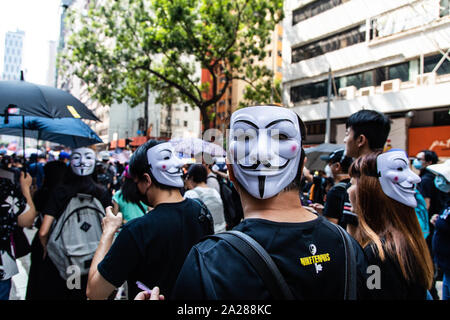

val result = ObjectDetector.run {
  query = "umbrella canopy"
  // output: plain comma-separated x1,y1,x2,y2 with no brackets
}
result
304,143,345,172
0,80,99,121
168,137,226,158
0,115,103,149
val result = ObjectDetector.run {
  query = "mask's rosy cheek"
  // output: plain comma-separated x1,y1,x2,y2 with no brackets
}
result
277,141,300,159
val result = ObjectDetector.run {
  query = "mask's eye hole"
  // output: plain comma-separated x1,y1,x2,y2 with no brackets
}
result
397,167,403,171
164,157,170,160
272,134,288,140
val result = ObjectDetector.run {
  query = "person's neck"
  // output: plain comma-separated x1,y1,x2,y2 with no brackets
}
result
152,189,184,207
333,174,349,182
358,146,381,158
242,190,318,223
193,182,208,188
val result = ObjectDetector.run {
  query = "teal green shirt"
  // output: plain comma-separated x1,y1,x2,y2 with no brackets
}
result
112,190,147,222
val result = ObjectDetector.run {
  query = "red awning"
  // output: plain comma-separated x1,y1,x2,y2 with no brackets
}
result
130,136,149,147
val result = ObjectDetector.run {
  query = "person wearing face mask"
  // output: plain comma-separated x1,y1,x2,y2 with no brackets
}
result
37,147,111,300
348,150,434,299
414,150,446,299
428,160,450,300
167,105,369,300
311,149,355,229
86,140,213,300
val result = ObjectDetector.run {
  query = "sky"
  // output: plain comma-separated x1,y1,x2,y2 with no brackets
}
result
0,0,62,85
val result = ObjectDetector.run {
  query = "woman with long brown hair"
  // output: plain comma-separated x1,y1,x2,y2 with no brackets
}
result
348,149,434,299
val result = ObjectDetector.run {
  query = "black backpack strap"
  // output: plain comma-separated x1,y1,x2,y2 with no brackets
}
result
332,223,357,300
209,230,295,300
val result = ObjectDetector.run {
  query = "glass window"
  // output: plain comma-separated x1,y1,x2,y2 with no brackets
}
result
293,0,342,25
440,0,450,17
292,24,365,63
388,62,409,81
424,54,450,75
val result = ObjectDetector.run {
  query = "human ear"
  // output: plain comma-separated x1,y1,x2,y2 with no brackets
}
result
357,134,367,148
143,173,152,188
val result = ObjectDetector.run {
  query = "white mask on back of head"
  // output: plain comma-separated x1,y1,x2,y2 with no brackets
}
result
70,147,96,176
228,106,303,199
377,149,421,208
146,142,184,188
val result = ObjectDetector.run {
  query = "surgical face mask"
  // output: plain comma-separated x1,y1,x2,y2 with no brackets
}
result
70,147,96,176
434,175,450,193
377,149,421,208
324,164,333,178
229,106,302,199
412,158,423,170
146,142,184,188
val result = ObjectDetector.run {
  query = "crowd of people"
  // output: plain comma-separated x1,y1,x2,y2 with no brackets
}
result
0,105,448,301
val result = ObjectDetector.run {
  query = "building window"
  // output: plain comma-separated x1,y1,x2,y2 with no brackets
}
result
388,62,409,82
184,121,188,127
290,79,332,103
291,24,365,63
433,109,450,126
306,122,326,135
441,0,450,17
184,106,188,112
424,53,450,75
293,0,342,25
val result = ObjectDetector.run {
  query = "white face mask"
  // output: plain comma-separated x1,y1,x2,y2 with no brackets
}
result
325,164,333,178
70,147,96,176
229,106,302,199
146,142,184,188
377,149,421,208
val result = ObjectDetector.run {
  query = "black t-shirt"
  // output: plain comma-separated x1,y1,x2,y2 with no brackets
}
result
323,179,358,228
172,216,369,300
418,171,446,216
364,244,426,300
98,198,213,298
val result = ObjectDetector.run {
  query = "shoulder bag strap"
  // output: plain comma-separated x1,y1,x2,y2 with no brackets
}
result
332,223,357,300
209,230,295,300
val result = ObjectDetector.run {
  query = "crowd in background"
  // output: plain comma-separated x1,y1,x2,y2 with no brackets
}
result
0,107,448,301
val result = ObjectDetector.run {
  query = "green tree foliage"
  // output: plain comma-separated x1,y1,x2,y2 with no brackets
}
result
60,0,283,130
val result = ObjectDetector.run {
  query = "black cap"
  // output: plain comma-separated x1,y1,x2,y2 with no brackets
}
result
320,149,345,163
320,149,353,171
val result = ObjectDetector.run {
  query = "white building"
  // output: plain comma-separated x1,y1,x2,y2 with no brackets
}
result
2,30,25,81
282,0,450,157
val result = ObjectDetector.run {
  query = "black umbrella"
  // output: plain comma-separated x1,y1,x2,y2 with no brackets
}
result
0,80,99,121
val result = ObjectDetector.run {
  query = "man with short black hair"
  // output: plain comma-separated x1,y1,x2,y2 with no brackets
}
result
344,109,391,159
86,140,213,300
168,105,368,300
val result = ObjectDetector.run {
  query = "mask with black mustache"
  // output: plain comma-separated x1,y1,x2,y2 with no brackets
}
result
228,106,303,199
377,149,421,208
70,147,96,176
146,142,184,188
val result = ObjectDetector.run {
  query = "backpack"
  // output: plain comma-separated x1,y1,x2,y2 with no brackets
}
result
208,175,244,230
47,193,105,280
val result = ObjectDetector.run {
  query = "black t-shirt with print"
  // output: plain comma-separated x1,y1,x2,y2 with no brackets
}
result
98,198,213,299
172,216,369,300
0,177,28,280
364,244,427,300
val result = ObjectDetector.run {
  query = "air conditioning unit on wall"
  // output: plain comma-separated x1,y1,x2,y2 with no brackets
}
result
338,86,357,100
358,86,375,97
381,79,401,93
415,72,436,86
